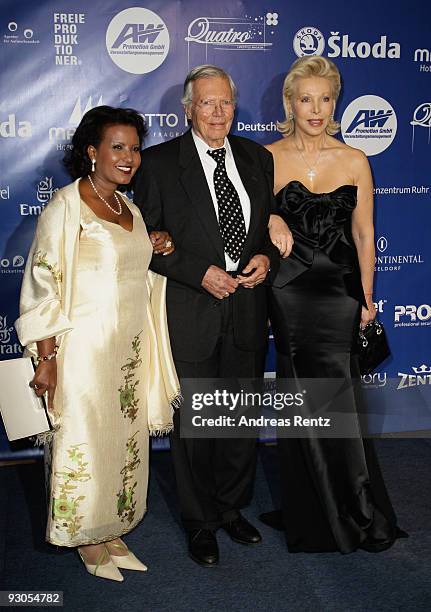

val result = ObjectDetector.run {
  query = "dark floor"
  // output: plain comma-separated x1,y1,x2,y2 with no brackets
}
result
1,440,430,612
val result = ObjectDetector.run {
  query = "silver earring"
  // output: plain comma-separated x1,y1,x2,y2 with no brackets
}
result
91,158,96,172
288,112,294,121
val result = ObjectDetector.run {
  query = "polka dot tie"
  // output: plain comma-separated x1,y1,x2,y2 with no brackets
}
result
207,147,246,262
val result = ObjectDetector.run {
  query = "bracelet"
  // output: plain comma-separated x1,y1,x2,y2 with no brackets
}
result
36,346,58,363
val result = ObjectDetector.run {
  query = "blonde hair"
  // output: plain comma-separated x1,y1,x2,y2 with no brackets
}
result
277,56,341,136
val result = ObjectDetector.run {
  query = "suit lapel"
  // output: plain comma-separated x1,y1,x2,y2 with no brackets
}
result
228,136,261,269
179,130,225,262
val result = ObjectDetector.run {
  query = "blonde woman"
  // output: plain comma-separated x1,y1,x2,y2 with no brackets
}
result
261,56,406,553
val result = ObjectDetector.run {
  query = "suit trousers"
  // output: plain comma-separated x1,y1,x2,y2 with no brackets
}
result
170,295,267,531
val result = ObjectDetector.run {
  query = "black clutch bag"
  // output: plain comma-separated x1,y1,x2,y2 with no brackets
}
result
357,319,390,375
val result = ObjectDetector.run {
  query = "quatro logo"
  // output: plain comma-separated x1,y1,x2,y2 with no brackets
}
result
106,7,170,74
410,102,431,152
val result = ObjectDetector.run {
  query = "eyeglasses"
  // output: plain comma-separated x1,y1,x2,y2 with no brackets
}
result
194,99,235,114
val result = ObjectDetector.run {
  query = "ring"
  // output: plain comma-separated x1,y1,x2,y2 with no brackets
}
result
224,292,229,297
165,240,172,248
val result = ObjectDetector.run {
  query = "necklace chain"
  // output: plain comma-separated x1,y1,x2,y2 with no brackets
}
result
294,138,325,181
87,174,122,216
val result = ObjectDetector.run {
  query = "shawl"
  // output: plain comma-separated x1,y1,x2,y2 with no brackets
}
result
15,178,180,436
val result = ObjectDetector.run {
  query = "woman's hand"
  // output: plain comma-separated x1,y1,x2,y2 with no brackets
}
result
268,214,293,258
30,360,57,412
360,295,376,329
149,231,175,256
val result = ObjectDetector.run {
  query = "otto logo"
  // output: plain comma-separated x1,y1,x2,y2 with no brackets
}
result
376,236,388,253
341,95,397,156
292,28,400,60
0,114,32,138
398,364,431,390
106,8,170,74
394,304,431,327
293,27,325,57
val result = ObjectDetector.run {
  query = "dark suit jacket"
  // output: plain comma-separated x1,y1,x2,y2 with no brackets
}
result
133,130,279,362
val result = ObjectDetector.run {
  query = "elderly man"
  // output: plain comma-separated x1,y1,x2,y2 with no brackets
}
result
134,65,289,567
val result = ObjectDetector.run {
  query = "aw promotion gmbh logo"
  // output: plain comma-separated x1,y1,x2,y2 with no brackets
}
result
106,8,169,74
293,27,400,59
341,95,397,156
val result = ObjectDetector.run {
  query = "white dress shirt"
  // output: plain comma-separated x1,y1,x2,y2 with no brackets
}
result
192,130,251,271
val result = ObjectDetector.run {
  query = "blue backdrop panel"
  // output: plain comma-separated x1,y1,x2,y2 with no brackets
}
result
1,1,430,457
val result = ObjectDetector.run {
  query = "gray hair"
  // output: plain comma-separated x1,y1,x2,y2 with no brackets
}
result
181,64,237,107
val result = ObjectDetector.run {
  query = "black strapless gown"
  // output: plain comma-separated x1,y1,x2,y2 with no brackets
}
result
265,181,401,553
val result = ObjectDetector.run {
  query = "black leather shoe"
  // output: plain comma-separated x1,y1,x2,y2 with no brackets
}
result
188,529,219,567
221,513,262,545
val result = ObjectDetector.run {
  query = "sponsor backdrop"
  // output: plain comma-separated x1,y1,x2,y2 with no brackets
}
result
0,0,430,457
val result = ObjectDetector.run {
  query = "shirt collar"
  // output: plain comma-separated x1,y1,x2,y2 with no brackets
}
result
191,130,232,159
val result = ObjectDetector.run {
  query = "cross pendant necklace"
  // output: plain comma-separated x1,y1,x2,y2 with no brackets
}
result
294,138,325,182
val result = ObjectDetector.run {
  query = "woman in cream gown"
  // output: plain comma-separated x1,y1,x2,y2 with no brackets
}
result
16,106,180,581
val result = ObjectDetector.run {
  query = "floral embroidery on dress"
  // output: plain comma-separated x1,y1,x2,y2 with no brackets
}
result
117,432,141,525
118,331,143,423
34,250,62,283
52,444,91,538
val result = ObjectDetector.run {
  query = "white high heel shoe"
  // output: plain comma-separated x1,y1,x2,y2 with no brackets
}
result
109,540,148,572
78,546,124,582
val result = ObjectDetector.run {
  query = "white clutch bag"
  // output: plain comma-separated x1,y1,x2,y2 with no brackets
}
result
0,357,51,441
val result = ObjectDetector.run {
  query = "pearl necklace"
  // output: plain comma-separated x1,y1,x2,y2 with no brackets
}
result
294,138,325,182
87,174,122,216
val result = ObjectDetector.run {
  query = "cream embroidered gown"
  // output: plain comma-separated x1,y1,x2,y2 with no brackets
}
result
46,199,156,546
16,181,178,547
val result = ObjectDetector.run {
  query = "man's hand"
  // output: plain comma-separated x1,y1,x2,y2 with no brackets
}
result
201,265,239,299
268,214,294,258
149,230,175,256
237,255,270,288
